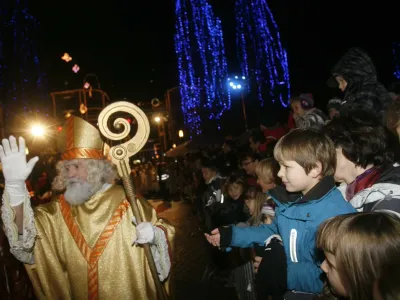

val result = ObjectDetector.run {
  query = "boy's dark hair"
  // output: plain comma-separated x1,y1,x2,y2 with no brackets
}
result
274,129,336,177
201,157,218,171
239,151,261,163
324,113,394,168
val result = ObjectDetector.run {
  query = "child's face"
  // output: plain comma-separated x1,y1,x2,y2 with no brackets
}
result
201,167,216,183
277,160,320,194
228,183,243,200
321,252,348,297
244,199,256,215
335,76,348,92
241,157,258,175
328,108,340,120
257,175,276,193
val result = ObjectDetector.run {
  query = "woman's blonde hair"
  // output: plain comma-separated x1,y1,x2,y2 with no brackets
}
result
52,159,118,193
317,212,400,300
255,158,281,185
245,186,267,226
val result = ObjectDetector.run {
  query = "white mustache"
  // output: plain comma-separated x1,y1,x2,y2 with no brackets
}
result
64,180,93,205
67,178,81,185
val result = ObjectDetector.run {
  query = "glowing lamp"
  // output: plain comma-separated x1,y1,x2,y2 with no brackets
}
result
79,104,88,114
31,124,45,137
61,53,72,62
72,64,80,73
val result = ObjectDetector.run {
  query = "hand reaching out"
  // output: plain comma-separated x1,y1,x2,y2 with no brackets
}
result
204,228,221,247
253,256,263,273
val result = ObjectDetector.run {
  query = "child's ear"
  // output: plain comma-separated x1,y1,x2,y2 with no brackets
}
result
309,162,323,178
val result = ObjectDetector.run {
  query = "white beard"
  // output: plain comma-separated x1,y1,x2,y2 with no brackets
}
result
64,179,95,205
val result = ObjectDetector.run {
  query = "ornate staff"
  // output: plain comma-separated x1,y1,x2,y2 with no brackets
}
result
98,101,168,300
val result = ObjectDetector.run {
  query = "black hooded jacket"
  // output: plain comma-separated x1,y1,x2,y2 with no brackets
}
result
329,48,391,121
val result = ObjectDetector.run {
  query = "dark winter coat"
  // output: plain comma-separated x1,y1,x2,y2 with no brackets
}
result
329,47,391,121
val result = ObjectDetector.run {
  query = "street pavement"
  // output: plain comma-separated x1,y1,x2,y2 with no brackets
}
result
149,199,238,300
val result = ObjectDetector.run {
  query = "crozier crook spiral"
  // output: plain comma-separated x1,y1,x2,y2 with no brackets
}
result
98,101,150,160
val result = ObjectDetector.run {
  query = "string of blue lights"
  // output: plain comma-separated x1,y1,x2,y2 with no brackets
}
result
235,0,290,107
394,43,400,80
175,0,230,135
0,0,46,117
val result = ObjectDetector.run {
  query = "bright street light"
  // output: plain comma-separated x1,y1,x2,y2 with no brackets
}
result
227,75,248,131
227,76,246,90
154,116,161,123
31,124,45,137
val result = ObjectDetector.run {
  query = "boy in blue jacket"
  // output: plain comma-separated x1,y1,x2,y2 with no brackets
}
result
205,129,356,296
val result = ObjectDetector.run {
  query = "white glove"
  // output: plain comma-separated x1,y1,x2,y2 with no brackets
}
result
0,136,39,206
132,217,155,245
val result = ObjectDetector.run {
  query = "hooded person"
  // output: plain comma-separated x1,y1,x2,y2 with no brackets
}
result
0,116,175,300
327,47,392,121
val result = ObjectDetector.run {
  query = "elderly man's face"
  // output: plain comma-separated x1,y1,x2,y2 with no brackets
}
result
64,160,93,205
65,160,88,182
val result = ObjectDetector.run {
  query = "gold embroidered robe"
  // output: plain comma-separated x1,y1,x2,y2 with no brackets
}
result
25,184,174,300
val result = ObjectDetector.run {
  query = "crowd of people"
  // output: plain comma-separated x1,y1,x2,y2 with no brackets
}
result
1,46,400,300
179,47,400,300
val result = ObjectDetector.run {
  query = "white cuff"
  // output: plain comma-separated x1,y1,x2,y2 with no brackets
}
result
1,191,36,264
150,226,171,282
264,234,282,248
5,181,28,206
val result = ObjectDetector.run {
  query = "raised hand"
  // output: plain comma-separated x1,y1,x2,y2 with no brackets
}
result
0,136,38,183
0,136,38,205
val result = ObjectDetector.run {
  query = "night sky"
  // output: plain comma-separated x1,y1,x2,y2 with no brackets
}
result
28,0,400,107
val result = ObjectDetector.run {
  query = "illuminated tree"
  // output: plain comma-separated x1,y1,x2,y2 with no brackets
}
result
236,0,290,107
175,0,230,135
